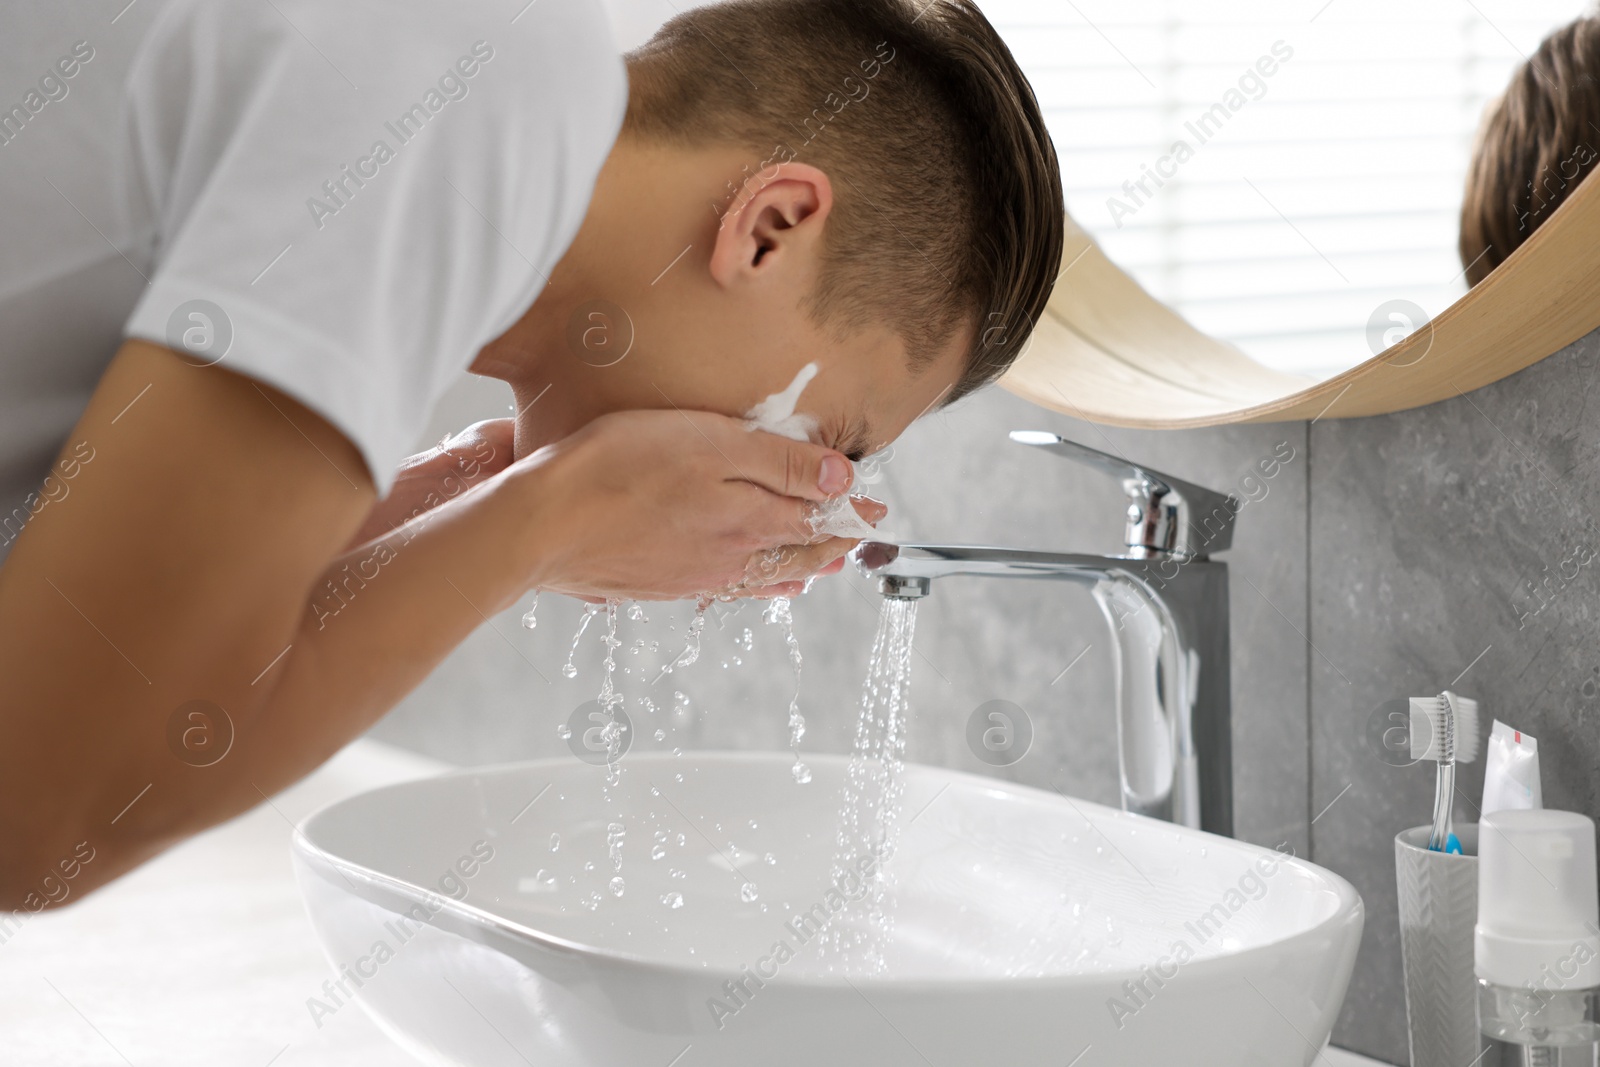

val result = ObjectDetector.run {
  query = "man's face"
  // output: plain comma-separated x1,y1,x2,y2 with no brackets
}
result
482,137,969,465
556,291,966,465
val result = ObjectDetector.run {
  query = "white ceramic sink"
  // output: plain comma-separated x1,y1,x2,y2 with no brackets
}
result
293,752,1362,1066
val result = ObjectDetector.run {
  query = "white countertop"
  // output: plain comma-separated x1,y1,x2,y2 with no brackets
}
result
0,739,450,1066
0,739,1395,1066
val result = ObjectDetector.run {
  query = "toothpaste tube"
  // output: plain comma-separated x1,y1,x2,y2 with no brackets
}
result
1481,719,1542,815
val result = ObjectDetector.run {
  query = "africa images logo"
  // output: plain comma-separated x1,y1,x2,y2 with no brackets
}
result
164,300,233,367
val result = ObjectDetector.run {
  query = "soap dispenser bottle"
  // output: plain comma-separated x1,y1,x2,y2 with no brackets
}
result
1476,809,1600,1065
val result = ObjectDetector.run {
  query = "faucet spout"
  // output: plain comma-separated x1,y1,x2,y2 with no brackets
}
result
855,542,1126,592
854,540,1233,837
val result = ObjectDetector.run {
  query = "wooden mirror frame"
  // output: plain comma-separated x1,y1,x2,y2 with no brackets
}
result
1002,162,1600,428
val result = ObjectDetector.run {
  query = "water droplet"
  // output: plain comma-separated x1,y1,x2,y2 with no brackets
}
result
627,602,647,622
521,592,540,629
607,821,626,873
764,852,777,866
520,869,558,892
791,762,812,784
549,833,561,852
555,723,572,740
661,891,684,909
740,883,759,903
664,610,706,672
651,844,667,860
563,603,601,679
610,876,626,897
654,729,666,741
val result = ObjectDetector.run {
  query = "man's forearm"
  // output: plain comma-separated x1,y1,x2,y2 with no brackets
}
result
8,456,554,908
0,342,381,908
214,464,550,830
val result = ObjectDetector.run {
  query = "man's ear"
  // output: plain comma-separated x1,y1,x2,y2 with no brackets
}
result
708,162,834,289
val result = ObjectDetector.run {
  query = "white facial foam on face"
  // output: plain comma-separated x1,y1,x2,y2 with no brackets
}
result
743,362,820,443
743,362,882,541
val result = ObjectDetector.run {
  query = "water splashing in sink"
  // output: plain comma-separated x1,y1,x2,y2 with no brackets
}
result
762,595,810,784
562,602,601,679
596,601,626,783
653,603,707,684
607,821,626,897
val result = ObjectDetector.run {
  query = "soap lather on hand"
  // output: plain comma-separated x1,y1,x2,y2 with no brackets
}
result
743,362,885,541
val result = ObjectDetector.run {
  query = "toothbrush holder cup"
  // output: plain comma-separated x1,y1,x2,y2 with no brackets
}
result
1395,824,1488,1067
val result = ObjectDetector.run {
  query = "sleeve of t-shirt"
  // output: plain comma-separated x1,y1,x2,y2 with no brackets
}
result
118,0,627,495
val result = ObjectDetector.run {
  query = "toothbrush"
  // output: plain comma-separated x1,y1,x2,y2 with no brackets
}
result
1410,691,1480,852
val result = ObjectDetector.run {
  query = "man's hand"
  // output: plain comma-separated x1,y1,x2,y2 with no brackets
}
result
507,409,879,601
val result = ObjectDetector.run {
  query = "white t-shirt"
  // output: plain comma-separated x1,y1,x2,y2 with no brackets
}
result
0,0,627,560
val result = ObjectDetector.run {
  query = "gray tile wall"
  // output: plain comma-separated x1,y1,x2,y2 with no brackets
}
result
1308,330,1600,1064
377,330,1600,1065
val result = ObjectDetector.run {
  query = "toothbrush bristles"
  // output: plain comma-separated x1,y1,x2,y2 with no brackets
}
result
1445,691,1480,763
1408,691,1480,763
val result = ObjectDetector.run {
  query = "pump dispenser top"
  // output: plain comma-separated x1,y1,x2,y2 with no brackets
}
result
1476,809,1600,988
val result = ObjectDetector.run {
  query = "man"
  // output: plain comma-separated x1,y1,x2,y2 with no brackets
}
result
0,0,1062,907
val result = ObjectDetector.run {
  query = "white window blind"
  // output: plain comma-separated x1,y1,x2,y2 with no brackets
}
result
981,0,1592,378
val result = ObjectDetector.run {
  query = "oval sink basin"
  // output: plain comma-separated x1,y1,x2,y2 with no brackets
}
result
292,752,1361,1066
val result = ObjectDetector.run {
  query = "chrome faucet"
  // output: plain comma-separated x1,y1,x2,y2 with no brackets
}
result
853,431,1239,836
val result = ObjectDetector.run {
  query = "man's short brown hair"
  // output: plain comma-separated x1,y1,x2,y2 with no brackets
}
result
624,0,1064,403
1460,17,1600,287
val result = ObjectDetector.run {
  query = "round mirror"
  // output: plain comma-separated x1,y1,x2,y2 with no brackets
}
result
988,0,1589,380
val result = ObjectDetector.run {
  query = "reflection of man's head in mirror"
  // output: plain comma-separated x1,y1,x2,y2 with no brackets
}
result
1461,17,1600,287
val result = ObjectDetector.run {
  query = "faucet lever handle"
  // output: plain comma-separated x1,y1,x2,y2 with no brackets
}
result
1010,431,1239,558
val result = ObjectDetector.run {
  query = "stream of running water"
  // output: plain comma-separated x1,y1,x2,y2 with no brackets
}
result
824,596,919,973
